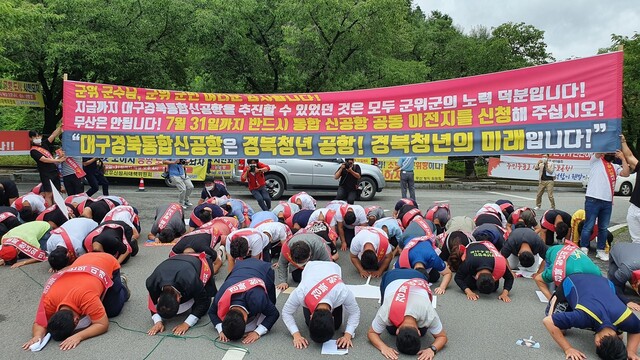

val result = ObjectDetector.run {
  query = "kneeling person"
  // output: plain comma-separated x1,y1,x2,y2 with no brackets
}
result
282,261,360,349
349,227,393,278
454,241,513,302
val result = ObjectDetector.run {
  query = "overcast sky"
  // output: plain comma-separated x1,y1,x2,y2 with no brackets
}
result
414,0,639,61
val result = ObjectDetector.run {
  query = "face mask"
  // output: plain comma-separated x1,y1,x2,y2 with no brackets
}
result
205,186,214,191
33,138,42,145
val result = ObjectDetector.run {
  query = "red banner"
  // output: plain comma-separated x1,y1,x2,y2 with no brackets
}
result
0,130,31,155
62,53,623,159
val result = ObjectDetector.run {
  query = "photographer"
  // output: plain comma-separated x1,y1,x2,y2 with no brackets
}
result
534,154,555,210
241,159,271,211
163,159,195,209
334,158,361,204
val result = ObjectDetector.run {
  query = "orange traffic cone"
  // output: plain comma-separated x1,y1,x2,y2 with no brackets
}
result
138,178,146,192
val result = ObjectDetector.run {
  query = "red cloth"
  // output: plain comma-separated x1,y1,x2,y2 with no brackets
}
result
241,162,270,191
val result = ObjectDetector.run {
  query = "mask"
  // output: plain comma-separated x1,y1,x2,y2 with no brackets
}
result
33,138,42,145
205,186,214,191
604,154,616,162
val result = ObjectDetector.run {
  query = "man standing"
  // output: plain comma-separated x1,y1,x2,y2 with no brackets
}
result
621,135,640,243
29,127,64,206
368,269,447,359
534,154,556,210
394,157,416,201
334,158,361,205
282,261,360,349
580,151,629,261
241,159,271,211
163,159,194,209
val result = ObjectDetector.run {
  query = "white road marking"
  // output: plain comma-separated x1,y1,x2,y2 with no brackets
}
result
222,349,247,360
486,191,535,201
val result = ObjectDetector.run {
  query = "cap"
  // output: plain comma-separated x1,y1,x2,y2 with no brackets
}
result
0,245,18,262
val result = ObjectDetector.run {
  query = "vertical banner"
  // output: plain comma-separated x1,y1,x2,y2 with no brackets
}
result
0,79,45,107
61,53,623,159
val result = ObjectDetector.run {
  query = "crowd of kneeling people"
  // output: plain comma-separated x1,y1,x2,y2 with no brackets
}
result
2,181,640,360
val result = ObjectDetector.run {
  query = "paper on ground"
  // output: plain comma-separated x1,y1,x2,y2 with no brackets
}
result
29,333,51,352
221,349,247,360
346,276,380,301
50,180,69,219
321,340,348,355
276,286,296,298
432,296,437,308
536,291,548,303
514,269,536,279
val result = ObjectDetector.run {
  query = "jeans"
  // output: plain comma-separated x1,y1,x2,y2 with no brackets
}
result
171,176,194,204
400,171,416,201
103,269,128,317
579,196,612,250
251,187,271,211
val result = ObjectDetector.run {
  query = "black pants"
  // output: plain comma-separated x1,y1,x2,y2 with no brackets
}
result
103,269,127,317
292,268,303,283
63,174,84,196
86,170,109,196
336,186,357,205
344,226,355,247
303,305,343,330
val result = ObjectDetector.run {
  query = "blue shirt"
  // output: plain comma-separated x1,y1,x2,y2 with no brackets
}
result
552,274,640,333
167,160,186,177
374,217,403,242
394,240,446,271
398,157,415,171
249,211,279,228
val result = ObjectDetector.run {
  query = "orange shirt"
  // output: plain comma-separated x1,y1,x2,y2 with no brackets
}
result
40,253,120,324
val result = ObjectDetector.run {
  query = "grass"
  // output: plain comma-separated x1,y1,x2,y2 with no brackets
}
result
0,155,36,167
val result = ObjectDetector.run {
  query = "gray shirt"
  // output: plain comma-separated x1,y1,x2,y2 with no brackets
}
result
500,227,547,258
60,157,84,177
276,233,332,285
609,243,640,287
150,204,186,236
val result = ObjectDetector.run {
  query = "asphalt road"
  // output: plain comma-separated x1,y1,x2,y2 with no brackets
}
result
1,182,636,360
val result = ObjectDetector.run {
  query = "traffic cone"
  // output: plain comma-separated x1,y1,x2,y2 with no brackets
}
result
138,178,146,192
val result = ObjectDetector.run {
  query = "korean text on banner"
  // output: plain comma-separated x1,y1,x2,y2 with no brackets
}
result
0,79,45,108
61,53,623,159
103,158,209,181
0,131,31,155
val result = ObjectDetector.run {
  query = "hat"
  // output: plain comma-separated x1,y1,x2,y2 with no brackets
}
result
0,245,18,262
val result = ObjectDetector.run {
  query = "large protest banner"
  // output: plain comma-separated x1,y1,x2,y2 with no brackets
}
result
0,130,31,155
102,158,233,180
61,53,622,159
0,79,44,107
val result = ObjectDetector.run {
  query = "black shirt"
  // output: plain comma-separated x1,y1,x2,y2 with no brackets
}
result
30,139,58,175
0,180,19,206
338,164,361,190
87,200,112,223
455,242,514,291
631,163,640,208
171,233,218,259
89,220,134,257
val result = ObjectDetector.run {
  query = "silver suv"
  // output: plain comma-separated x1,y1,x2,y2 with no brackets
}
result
232,159,386,201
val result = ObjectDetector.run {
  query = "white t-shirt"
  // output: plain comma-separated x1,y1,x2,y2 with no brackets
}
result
46,217,98,254
14,193,47,213
225,229,269,257
586,155,623,201
289,192,316,211
342,205,367,229
309,208,337,227
271,202,300,217
103,205,136,228
350,227,392,259
371,278,442,334
255,221,291,244
475,203,507,227
282,261,360,336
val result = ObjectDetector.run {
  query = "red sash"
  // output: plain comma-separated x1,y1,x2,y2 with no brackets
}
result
148,253,212,313
65,193,90,205
552,241,579,285
51,227,78,263
169,227,219,257
0,211,17,223
84,223,132,256
510,207,535,225
35,264,114,326
65,157,86,178
190,212,204,228
357,227,389,262
602,158,617,199
202,217,239,235
3,237,47,261
252,218,274,228
36,205,58,222
401,208,422,228
414,216,434,238
216,277,266,319
104,206,137,224
540,210,556,232
631,270,640,288
324,209,336,226
281,239,304,270
480,241,507,281
425,204,449,222
389,278,432,327
31,146,53,159
365,205,381,215
304,274,343,312
398,236,434,268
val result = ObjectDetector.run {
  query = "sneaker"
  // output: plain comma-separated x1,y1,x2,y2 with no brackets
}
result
181,205,188,210
596,250,609,261
534,206,541,210
121,274,131,301
580,247,589,254
184,201,193,206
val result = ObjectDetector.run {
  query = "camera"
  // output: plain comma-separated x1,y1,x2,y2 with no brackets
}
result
249,164,257,173
344,162,352,169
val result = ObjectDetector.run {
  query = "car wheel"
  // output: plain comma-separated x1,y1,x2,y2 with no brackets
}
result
358,176,377,201
619,181,633,196
265,174,285,200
